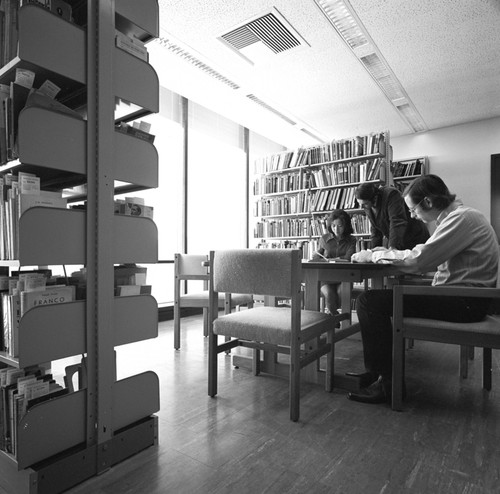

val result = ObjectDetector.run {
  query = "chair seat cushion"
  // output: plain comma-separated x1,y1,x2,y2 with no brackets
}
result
403,315,500,334
213,306,333,346
180,292,252,308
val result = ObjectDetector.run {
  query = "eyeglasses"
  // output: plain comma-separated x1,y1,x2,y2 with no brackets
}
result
408,198,425,215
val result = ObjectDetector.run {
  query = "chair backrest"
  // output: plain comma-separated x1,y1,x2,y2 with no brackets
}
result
211,249,301,298
175,253,210,280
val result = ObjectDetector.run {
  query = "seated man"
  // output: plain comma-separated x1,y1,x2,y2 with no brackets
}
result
348,174,499,404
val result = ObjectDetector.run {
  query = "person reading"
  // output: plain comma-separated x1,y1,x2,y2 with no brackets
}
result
311,209,357,314
347,174,499,404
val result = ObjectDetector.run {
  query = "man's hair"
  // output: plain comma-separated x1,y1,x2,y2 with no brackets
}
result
403,174,456,210
355,182,379,201
326,209,354,235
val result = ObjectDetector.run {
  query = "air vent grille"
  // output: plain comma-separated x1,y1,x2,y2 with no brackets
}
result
221,12,303,55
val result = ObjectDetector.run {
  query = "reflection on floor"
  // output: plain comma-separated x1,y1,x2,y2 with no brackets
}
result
54,314,500,494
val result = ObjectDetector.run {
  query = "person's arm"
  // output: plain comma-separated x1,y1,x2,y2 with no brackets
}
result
343,237,357,260
386,191,409,249
397,211,473,273
367,211,382,248
312,236,327,260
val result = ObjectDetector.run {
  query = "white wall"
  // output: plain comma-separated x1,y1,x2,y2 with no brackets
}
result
391,117,500,219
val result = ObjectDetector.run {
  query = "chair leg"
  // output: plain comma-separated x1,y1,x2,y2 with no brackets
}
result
289,344,301,422
325,330,334,392
468,345,475,360
483,348,492,391
174,302,181,350
252,348,260,376
203,308,209,337
391,331,405,411
208,333,218,397
460,345,469,379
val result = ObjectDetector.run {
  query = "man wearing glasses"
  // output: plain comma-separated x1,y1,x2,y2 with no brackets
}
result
348,174,499,404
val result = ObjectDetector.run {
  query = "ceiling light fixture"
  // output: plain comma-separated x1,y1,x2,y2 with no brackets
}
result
314,0,428,133
154,36,241,90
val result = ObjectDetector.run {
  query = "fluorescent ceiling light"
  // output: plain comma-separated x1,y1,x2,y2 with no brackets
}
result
314,0,428,133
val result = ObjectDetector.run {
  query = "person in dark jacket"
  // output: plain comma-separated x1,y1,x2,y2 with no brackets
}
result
355,182,429,249
312,209,357,314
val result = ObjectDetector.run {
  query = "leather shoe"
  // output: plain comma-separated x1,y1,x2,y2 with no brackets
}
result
347,376,390,404
345,371,378,388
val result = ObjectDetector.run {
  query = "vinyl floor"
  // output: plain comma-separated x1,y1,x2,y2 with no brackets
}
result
44,314,500,493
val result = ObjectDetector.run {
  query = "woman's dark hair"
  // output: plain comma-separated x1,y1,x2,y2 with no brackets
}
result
403,174,456,210
355,182,380,202
326,209,354,236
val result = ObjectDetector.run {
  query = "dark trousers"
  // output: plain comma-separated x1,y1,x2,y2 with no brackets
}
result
356,289,490,379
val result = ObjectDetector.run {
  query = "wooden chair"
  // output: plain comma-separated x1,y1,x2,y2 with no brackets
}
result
207,249,349,422
392,283,500,411
173,253,254,350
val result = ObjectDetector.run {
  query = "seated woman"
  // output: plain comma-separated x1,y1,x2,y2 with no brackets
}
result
312,209,357,314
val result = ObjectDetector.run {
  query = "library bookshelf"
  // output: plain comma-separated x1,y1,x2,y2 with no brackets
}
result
0,1,160,493
252,131,390,258
391,156,428,193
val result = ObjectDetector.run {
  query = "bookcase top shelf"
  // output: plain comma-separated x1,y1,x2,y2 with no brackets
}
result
254,152,387,176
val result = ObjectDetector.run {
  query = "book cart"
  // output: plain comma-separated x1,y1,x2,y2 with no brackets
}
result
252,131,391,258
0,1,160,493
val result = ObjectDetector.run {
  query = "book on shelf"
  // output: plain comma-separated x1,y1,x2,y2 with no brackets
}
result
114,264,147,286
115,30,148,62
0,83,9,165
0,365,67,456
115,284,152,296
0,0,18,67
115,121,155,143
114,197,154,219
24,88,84,120
20,284,76,317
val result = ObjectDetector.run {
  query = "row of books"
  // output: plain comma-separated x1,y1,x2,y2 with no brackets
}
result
253,132,387,173
255,237,370,260
1,67,84,165
0,0,18,68
255,239,315,260
253,171,302,196
392,158,424,178
254,212,372,239
0,171,68,260
307,159,384,188
0,269,76,357
0,265,151,358
0,364,68,457
309,187,358,213
253,191,308,217
254,184,364,217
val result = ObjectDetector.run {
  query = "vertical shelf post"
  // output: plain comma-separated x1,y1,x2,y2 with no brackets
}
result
86,0,117,474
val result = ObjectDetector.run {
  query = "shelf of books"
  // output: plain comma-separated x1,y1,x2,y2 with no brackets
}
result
252,131,389,258
0,1,160,492
390,156,428,193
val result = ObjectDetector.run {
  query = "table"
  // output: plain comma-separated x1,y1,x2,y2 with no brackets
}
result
302,260,400,321
233,260,400,389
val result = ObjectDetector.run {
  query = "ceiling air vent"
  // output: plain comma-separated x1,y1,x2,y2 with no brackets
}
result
219,8,309,64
